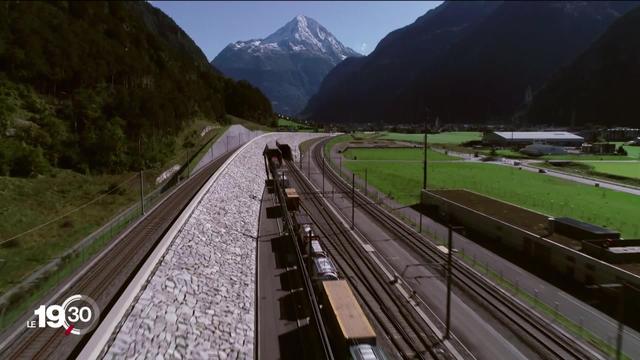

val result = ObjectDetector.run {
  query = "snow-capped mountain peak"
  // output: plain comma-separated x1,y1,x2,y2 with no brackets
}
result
212,15,361,115
227,15,359,63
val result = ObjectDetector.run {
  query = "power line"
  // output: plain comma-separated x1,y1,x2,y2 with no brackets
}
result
0,173,139,245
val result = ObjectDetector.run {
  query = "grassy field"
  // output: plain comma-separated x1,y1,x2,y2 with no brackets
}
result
228,114,274,132
380,131,482,144
613,142,640,159
0,121,226,294
582,161,640,179
0,169,150,293
277,118,313,130
324,134,353,158
343,160,640,238
542,154,633,161
342,147,460,161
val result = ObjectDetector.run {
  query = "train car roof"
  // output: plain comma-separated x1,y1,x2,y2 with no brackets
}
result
310,240,323,253
314,257,335,272
322,280,376,342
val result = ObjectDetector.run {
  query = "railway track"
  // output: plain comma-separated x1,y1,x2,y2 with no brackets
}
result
285,160,447,360
311,137,601,360
0,148,238,360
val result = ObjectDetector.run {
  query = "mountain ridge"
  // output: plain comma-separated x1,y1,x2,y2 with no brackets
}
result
303,1,638,126
212,15,360,115
525,5,640,126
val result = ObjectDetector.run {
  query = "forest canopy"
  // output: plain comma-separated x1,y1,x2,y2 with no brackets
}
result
0,1,273,176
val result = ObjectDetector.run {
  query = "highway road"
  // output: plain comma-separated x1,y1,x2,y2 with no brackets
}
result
429,147,640,196
510,160,640,196
431,147,640,196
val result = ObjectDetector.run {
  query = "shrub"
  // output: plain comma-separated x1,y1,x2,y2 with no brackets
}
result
617,146,628,156
11,145,49,177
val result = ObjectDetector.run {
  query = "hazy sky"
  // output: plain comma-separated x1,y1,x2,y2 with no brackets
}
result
150,1,442,61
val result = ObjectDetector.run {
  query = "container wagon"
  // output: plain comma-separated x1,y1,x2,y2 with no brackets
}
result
285,188,300,211
321,280,378,359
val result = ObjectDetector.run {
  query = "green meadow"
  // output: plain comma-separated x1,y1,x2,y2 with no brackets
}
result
342,147,460,161
582,161,640,180
380,131,482,144
277,118,313,130
343,159,640,238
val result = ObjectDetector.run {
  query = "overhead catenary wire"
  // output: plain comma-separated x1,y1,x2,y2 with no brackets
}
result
0,173,139,246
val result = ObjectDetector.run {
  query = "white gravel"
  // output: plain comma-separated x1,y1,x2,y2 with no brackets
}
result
102,132,324,359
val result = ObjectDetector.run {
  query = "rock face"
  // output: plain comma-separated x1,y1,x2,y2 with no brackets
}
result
302,1,638,125
212,15,360,115
103,132,324,359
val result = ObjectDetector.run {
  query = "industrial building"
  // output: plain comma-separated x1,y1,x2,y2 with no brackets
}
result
421,189,640,289
581,142,617,154
483,131,584,147
604,127,640,141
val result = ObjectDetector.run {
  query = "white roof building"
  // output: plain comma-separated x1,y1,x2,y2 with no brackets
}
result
484,131,584,145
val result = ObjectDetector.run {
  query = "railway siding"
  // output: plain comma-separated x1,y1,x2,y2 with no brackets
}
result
101,133,324,359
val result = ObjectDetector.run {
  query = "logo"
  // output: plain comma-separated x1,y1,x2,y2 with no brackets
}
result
27,294,100,336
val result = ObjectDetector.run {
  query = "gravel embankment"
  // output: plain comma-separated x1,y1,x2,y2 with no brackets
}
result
103,133,324,359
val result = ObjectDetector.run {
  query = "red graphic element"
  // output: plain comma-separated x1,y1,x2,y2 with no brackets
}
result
64,324,74,335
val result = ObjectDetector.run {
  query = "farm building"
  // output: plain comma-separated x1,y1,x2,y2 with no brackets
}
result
581,142,617,154
604,128,640,141
421,189,640,288
520,144,566,156
421,188,640,327
483,131,584,147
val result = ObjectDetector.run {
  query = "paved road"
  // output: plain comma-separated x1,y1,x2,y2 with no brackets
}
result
194,124,261,173
332,142,640,358
515,161,640,196
430,146,640,196
432,147,640,196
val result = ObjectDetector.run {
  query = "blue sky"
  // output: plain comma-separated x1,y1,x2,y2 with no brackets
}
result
150,1,442,61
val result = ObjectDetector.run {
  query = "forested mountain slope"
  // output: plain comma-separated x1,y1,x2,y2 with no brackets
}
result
526,6,640,126
303,1,637,125
0,1,272,176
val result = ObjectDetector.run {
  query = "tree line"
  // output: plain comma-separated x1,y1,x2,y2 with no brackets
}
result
0,1,273,177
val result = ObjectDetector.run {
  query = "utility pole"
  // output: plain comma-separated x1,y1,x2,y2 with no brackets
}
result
616,283,626,360
187,149,191,178
423,116,428,190
421,110,428,233
351,173,355,230
339,156,343,177
364,168,368,197
445,223,453,339
226,135,229,152
138,137,145,215
322,156,325,197
308,149,311,178
139,170,144,215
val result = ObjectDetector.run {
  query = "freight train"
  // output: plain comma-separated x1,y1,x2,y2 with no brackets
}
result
293,210,386,359
266,141,386,359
